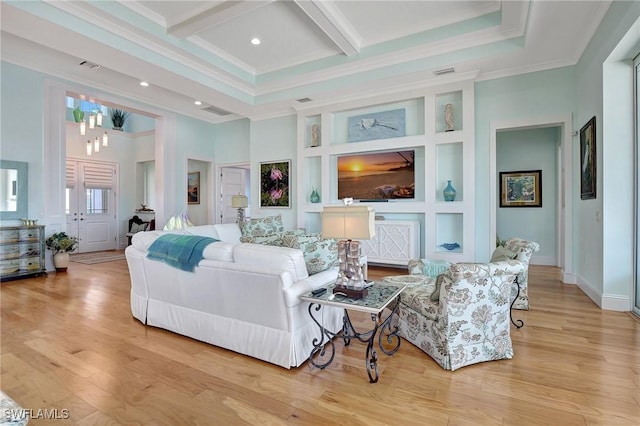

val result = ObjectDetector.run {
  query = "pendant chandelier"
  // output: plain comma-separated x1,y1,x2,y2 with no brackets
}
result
77,108,109,156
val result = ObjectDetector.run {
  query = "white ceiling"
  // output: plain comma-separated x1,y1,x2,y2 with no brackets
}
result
0,0,612,123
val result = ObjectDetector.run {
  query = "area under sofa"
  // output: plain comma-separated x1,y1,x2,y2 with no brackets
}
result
125,223,343,369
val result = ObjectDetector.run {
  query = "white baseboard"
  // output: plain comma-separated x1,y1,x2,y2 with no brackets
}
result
576,276,603,309
575,274,632,311
561,271,577,284
601,294,631,311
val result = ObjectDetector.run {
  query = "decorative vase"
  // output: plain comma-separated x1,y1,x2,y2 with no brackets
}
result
72,107,84,123
53,252,70,272
310,188,320,203
443,180,456,201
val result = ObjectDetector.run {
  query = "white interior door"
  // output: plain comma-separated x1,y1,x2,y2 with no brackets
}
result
66,159,118,252
220,166,248,223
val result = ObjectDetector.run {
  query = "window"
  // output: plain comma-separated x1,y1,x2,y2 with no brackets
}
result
86,188,110,214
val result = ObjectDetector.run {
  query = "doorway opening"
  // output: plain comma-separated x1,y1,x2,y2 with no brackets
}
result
66,159,118,253
490,115,574,282
218,164,250,224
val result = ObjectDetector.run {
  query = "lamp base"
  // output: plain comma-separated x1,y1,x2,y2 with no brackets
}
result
333,285,368,299
236,208,245,224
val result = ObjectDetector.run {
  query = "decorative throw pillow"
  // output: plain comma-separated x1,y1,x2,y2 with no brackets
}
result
239,233,286,246
240,215,284,237
130,222,149,233
282,233,338,275
239,229,307,245
491,246,517,262
430,273,446,302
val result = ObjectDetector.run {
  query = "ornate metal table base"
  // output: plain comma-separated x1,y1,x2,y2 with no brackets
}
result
510,276,524,329
307,300,401,383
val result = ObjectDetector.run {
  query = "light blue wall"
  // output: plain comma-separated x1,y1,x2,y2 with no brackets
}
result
169,115,216,218
0,62,45,225
475,67,575,261
573,1,640,305
497,128,558,261
249,115,297,229
214,119,251,164
0,61,217,233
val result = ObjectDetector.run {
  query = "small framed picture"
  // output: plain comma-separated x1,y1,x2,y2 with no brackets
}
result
260,160,290,208
187,171,200,204
499,170,542,208
580,116,596,200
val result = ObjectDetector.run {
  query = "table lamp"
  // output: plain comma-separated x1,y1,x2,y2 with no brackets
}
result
321,198,375,298
231,194,248,223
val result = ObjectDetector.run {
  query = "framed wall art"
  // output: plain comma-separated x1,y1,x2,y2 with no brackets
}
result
499,170,542,208
187,171,200,204
580,116,596,200
347,108,406,142
260,160,290,208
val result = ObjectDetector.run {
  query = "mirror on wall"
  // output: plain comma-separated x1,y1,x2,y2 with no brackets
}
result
0,160,28,220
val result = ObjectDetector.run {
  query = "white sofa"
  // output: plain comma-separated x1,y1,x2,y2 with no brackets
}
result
125,223,342,369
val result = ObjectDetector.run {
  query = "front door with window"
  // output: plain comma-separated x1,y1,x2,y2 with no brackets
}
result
66,160,118,253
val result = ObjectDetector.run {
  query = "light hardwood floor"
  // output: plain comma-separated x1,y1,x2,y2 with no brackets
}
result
1,259,639,425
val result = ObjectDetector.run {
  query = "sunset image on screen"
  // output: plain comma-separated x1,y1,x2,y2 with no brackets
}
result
337,150,415,200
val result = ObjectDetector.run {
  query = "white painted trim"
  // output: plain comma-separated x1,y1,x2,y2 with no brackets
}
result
489,114,573,276
577,274,602,308
562,271,577,284
601,294,632,312
574,274,630,311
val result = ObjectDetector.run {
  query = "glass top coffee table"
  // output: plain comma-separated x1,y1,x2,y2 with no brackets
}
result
300,282,406,383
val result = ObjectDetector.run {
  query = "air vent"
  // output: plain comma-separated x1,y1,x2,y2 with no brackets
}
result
202,105,232,116
434,67,455,76
79,60,101,70
297,97,312,103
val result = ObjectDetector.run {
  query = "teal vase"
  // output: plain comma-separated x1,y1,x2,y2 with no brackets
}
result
310,188,320,203
72,107,84,123
443,180,456,201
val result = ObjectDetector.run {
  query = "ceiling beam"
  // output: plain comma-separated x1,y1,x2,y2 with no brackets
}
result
167,1,275,38
293,0,361,56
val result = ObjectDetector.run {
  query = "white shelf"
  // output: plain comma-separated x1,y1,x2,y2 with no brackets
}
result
297,81,475,262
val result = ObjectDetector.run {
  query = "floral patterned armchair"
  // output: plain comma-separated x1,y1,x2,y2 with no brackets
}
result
396,260,526,370
503,238,540,310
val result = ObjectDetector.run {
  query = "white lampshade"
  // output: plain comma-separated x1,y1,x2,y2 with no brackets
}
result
79,120,86,136
231,195,248,208
321,205,375,240
96,111,103,127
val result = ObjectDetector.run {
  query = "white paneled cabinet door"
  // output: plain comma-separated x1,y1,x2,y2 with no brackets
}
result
361,220,420,266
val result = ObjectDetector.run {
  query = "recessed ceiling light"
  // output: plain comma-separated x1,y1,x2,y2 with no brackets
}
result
251,38,261,45
139,81,149,87
194,100,202,106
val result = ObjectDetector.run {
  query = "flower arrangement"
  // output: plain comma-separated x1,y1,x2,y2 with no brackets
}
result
45,232,78,254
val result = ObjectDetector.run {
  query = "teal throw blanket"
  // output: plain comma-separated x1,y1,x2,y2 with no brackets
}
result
147,234,218,272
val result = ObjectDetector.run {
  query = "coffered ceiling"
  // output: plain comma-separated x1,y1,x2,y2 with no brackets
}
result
0,1,611,123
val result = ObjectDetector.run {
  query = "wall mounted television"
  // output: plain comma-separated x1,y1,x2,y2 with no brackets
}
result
337,150,415,200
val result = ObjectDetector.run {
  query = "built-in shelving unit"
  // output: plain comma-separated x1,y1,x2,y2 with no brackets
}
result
296,80,475,263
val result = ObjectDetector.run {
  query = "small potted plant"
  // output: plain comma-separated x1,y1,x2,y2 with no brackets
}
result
45,232,78,272
108,108,130,131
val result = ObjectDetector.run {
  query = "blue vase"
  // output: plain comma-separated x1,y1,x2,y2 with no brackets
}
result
310,188,320,203
443,180,456,201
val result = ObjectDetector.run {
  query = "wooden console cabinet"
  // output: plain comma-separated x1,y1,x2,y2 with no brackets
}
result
0,225,47,281
360,220,420,266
